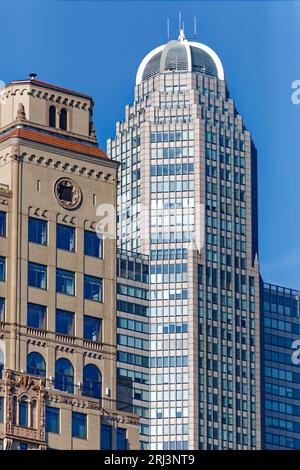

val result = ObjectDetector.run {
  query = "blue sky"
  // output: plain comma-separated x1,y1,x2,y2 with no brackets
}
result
1,0,300,289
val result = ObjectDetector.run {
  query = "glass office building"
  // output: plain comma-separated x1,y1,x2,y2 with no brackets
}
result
262,283,300,449
116,250,150,449
108,30,262,449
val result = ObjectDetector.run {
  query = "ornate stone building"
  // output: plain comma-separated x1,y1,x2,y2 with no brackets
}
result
0,77,139,449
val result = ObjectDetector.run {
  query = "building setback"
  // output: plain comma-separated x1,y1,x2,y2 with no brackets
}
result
108,29,262,450
0,77,139,450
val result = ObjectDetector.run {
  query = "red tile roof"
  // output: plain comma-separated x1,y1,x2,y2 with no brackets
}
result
0,128,108,159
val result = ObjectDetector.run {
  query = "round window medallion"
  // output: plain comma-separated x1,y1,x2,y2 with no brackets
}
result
54,178,82,210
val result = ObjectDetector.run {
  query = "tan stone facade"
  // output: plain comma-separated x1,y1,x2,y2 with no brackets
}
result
0,78,139,450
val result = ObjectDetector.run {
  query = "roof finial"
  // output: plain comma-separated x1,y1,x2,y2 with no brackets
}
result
178,11,185,43
178,28,185,43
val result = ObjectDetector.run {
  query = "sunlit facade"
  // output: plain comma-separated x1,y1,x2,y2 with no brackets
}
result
108,30,262,449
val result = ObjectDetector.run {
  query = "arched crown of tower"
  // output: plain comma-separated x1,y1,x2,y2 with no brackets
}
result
136,28,224,85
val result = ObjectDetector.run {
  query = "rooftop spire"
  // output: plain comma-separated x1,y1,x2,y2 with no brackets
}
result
178,28,185,43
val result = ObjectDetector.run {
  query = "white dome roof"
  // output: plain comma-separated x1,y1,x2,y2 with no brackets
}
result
136,29,224,85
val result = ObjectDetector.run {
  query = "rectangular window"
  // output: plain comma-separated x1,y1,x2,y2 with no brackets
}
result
84,230,103,258
27,303,46,329
56,309,74,336
0,397,3,423
46,407,60,434
117,428,127,450
84,275,102,302
72,412,87,439
101,422,112,449
0,212,6,237
28,217,47,245
0,257,5,282
0,298,5,322
83,315,102,342
28,262,47,289
56,268,75,296
57,224,75,252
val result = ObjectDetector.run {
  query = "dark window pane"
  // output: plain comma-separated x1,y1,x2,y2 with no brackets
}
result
56,309,74,336
46,407,60,433
59,108,67,131
0,212,6,237
0,257,5,282
27,352,46,377
117,428,127,450
49,106,56,128
101,422,112,449
57,224,75,252
28,262,47,289
84,275,102,302
19,399,28,427
0,298,5,322
27,303,46,329
56,269,75,296
83,316,101,342
72,412,87,439
0,397,3,423
0,348,3,379
28,217,47,245
19,443,28,451
83,364,101,399
55,358,74,393
84,230,102,258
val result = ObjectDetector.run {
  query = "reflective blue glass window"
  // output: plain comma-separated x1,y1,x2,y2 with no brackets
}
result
83,364,101,399
55,358,74,393
84,230,102,258
117,428,127,450
72,412,87,439
0,298,5,322
57,224,75,252
28,262,47,289
0,212,6,237
0,257,5,282
84,275,102,302
56,309,74,336
28,217,47,245
83,316,102,342
27,352,46,377
56,269,75,296
101,422,112,449
19,398,28,427
46,407,60,434
27,303,46,329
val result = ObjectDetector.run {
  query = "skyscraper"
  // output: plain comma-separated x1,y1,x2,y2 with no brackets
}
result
0,77,139,450
108,30,261,450
262,282,300,449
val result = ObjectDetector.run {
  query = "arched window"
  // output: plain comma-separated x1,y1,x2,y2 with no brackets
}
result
55,358,74,393
83,364,101,399
49,105,56,128
31,400,37,429
19,396,29,427
59,108,67,130
27,352,46,377
0,347,3,379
